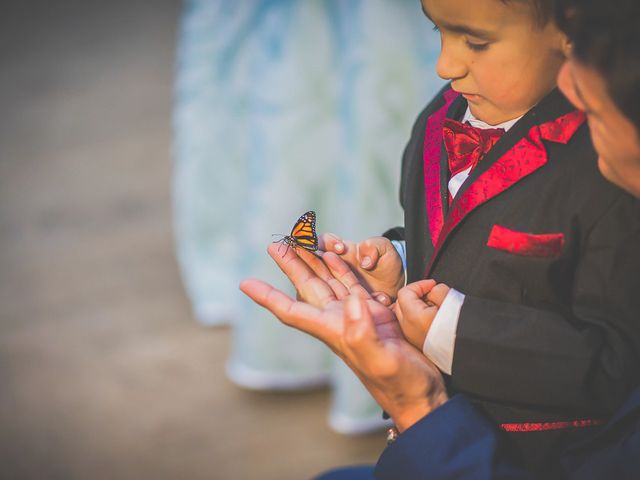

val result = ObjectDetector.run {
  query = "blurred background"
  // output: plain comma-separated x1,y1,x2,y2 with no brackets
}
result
0,1,441,479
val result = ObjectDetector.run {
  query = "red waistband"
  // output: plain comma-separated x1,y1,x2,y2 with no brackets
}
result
500,418,603,432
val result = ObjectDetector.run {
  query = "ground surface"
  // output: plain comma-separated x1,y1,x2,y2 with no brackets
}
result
0,2,383,478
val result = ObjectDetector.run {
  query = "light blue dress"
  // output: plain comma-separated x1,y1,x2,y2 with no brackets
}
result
173,0,443,434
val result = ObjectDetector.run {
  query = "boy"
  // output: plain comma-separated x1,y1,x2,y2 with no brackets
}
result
319,0,640,473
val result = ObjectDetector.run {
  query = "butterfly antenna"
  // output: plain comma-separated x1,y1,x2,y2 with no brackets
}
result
272,234,286,244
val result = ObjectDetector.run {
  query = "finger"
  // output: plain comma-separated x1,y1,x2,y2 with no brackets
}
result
268,241,309,268
397,279,437,303
323,252,371,300
370,291,392,306
426,283,450,307
396,280,438,322
343,295,381,355
296,247,350,299
343,295,392,374
268,243,316,289
239,278,327,339
267,244,337,306
357,240,382,270
318,232,346,254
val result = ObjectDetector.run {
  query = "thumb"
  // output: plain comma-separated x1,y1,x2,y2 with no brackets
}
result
396,280,438,326
357,240,382,270
404,279,437,297
426,283,450,307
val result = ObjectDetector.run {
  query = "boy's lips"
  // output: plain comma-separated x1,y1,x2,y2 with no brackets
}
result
461,93,482,102
451,85,482,102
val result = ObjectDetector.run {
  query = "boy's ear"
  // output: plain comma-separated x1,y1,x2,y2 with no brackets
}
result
561,36,573,58
545,21,570,57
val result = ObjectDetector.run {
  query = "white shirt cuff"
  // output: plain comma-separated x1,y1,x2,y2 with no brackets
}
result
390,240,408,287
422,288,465,375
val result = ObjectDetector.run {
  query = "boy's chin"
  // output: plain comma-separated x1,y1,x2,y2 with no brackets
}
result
468,103,519,127
467,103,495,125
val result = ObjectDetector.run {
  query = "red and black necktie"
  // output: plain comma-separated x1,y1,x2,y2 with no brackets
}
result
443,118,505,177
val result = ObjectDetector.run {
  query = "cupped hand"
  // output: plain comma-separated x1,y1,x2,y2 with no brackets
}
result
248,243,395,344
395,280,450,350
240,282,447,432
318,233,405,300
240,245,448,432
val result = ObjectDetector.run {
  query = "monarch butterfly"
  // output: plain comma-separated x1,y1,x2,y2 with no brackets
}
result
273,210,318,255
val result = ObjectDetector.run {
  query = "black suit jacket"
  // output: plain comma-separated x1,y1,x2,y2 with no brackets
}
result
387,86,640,476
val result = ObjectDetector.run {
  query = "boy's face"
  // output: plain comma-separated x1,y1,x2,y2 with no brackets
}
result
558,58,640,198
422,0,565,125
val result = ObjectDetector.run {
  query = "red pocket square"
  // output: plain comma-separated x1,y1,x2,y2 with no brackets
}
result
487,225,564,257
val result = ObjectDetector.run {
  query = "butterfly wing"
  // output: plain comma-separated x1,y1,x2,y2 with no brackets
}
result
288,210,318,251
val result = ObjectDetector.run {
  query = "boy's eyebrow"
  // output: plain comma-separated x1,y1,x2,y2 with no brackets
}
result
421,4,495,39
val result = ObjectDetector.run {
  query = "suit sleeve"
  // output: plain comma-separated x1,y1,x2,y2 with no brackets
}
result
452,195,640,414
383,227,405,241
374,395,534,480
562,388,640,480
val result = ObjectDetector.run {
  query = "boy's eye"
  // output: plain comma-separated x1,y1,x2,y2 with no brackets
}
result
466,40,490,52
431,23,489,51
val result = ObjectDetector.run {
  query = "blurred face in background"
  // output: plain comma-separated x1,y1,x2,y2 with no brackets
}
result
558,57,640,198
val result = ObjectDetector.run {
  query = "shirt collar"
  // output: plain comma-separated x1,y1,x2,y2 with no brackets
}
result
462,107,522,132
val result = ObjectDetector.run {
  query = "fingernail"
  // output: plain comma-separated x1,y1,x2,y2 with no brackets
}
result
361,256,372,268
335,243,344,253
347,296,362,320
376,294,386,303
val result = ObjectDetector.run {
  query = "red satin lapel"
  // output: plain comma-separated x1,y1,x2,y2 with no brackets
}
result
539,110,585,143
423,88,460,247
426,110,586,274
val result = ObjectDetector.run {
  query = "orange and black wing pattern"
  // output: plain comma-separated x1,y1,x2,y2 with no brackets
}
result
284,210,318,251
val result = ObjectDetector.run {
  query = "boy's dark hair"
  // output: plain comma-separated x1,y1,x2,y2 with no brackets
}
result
501,0,555,26
555,0,640,128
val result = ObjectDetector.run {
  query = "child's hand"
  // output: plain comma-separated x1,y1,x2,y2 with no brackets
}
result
395,280,450,350
320,233,404,300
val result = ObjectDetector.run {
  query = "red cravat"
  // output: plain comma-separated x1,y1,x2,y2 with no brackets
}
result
443,118,505,177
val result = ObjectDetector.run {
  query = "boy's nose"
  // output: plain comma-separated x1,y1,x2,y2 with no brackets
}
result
436,40,467,81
